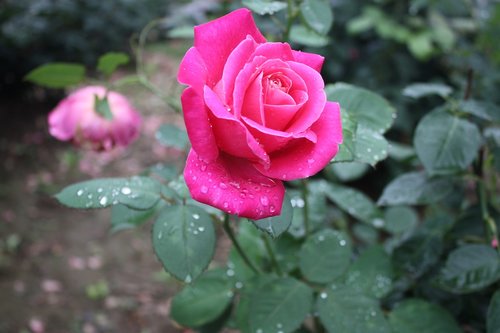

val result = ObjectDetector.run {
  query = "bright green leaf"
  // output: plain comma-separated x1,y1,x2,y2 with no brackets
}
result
97,52,130,77
332,111,357,162
300,0,333,35
289,25,329,47
152,205,215,282
93,95,113,120
414,110,482,175
353,125,389,166
389,299,462,333
251,193,293,238
243,0,288,15
25,63,85,88
407,33,434,60
299,229,352,283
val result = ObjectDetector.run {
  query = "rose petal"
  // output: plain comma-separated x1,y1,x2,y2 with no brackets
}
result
181,87,219,161
263,102,303,131
204,86,269,165
252,42,294,62
242,116,317,153
184,150,285,219
241,72,265,125
265,86,295,105
292,50,324,72
48,98,79,141
194,8,266,86
255,102,342,180
285,61,326,133
178,47,208,94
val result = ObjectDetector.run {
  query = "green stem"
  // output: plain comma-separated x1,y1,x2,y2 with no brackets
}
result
479,181,499,252
262,234,283,276
283,0,296,42
223,214,261,275
301,179,310,236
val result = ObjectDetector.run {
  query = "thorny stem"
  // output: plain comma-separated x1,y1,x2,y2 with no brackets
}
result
223,214,262,275
262,234,283,276
301,179,311,236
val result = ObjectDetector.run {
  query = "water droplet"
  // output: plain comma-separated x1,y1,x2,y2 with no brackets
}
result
219,182,228,189
296,198,305,208
226,291,234,297
235,281,243,289
256,329,263,333
307,158,315,164
121,187,132,195
223,202,229,208
269,205,276,213
192,214,200,220
367,148,372,153
318,235,325,242
198,226,205,232
200,164,207,171
339,239,347,246
87,194,93,199
76,189,84,196
226,269,235,277
192,176,197,181
372,218,385,228
99,196,108,206
184,275,192,283
260,196,269,206
320,292,328,299
200,186,209,194
277,323,283,329
157,231,163,239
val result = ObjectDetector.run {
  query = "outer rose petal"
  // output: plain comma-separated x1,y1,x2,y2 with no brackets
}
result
292,50,324,72
181,87,219,161
178,47,208,94
255,102,342,180
194,8,266,86
184,150,285,219
48,98,80,140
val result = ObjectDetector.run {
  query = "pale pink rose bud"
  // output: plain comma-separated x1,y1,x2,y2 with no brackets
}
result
48,86,141,151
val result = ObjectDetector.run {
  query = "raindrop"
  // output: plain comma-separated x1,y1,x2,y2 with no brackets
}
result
184,275,192,283
367,148,372,153
192,214,200,220
76,189,84,196
260,196,269,206
372,218,385,228
277,323,283,329
235,281,243,289
201,164,207,171
269,205,276,213
256,329,263,333
296,198,305,208
157,231,163,239
87,194,93,199
192,176,197,181
226,291,234,297
97,188,103,193
99,196,108,206
226,269,235,277
121,187,132,195
198,226,205,232
339,239,347,246
219,182,228,189
223,202,229,208
320,292,328,299
318,235,325,242
200,186,209,194
307,158,315,164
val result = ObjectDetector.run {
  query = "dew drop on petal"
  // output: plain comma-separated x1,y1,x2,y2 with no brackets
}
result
200,186,209,194
260,196,269,206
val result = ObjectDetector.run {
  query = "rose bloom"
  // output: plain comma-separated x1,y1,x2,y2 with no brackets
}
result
48,86,141,151
178,9,342,219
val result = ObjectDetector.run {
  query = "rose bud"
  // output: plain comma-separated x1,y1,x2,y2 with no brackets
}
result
48,86,141,151
178,9,342,219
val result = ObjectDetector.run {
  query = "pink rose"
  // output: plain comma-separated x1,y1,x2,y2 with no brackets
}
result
178,9,342,219
48,86,141,151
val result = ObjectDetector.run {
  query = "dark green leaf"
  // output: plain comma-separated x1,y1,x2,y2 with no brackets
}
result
289,25,329,47
459,100,500,122
24,63,85,88
414,110,482,175
383,206,418,234
243,0,288,15
388,141,416,161
317,286,391,333
329,162,370,182
353,125,389,166
402,83,452,99
393,234,443,278
299,229,352,283
155,124,190,150
488,290,500,333
345,245,393,299
438,244,500,294
300,0,333,35
110,203,159,233
97,52,130,77
55,177,161,210
251,193,293,238
377,171,454,206
93,95,113,120
389,299,461,333
249,277,313,333
152,205,215,282
170,269,233,327
326,83,396,134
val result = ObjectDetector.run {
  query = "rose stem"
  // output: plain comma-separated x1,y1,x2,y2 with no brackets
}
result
262,234,283,276
301,179,311,236
222,214,262,274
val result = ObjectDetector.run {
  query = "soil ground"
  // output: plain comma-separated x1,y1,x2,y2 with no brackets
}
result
0,46,222,333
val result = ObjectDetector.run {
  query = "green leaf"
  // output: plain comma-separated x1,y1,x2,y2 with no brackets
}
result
459,100,500,122
24,63,85,88
329,162,370,182
345,245,393,299
110,203,159,233
437,244,500,294
324,183,382,226
300,0,333,35
93,95,113,120
402,83,452,99
414,110,482,175
149,163,178,181
383,206,418,234
389,299,462,333
152,205,215,282
407,33,434,60
393,234,443,278
377,171,454,206
326,83,396,134
251,193,293,238
299,229,352,283
249,277,313,333
332,111,357,162
388,141,416,161
289,25,329,47
229,223,266,281
353,125,390,166
488,290,500,333
243,0,288,15
155,124,190,150
97,52,130,77
170,269,233,327
317,286,391,333
55,176,161,210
